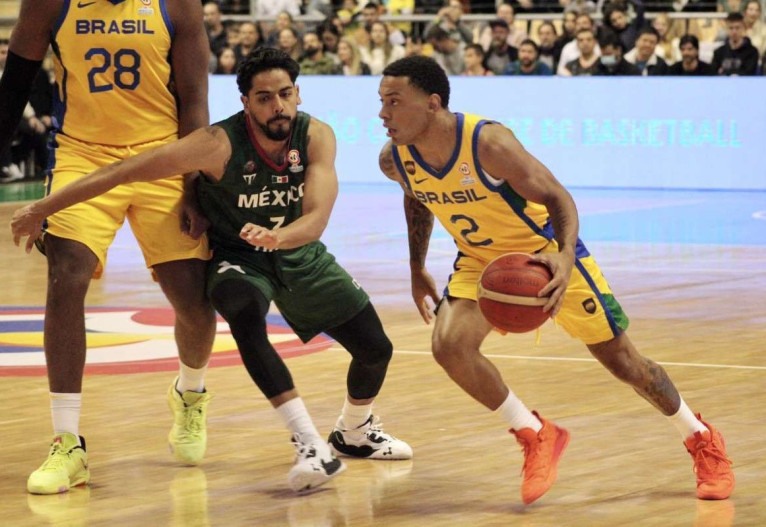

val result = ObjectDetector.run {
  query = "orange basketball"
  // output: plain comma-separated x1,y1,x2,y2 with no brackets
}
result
477,253,553,333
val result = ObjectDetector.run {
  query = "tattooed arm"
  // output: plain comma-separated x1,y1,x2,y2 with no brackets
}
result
379,141,441,323
11,126,232,251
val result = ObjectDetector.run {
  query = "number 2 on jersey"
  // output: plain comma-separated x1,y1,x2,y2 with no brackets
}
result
86,48,141,93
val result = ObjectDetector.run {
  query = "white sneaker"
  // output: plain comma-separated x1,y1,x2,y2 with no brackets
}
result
288,433,346,492
328,415,413,460
1,163,24,182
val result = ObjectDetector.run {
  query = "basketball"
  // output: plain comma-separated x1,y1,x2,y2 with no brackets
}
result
477,253,553,333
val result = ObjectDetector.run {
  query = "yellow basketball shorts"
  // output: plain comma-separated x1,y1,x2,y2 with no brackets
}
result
445,239,629,345
45,133,210,278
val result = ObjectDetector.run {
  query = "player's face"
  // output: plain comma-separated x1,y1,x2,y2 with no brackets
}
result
378,76,435,146
242,69,301,142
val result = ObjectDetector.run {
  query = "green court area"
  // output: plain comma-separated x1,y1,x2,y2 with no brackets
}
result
0,182,45,203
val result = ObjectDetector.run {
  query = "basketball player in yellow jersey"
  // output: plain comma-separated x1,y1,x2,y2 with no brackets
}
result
377,56,734,504
0,0,216,494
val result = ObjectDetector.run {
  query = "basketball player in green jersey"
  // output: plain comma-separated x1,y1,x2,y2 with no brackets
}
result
12,48,412,493
0,0,217,495
377,56,734,504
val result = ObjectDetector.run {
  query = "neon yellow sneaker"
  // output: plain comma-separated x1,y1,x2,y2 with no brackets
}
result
27,433,90,495
167,377,211,465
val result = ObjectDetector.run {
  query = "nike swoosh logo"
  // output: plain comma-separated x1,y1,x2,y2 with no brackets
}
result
413,177,428,184
77,1,96,7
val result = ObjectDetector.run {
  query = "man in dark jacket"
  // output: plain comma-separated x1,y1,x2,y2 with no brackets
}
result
667,35,715,76
712,13,759,76
595,35,640,75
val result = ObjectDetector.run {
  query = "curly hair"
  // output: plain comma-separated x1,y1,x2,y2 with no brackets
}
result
236,47,300,96
382,56,450,108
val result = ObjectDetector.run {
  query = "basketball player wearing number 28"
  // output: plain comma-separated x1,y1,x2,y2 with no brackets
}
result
0,0,216,494
377,56,734,504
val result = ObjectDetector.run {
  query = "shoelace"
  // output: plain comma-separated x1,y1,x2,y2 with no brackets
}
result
182,403,205,434
290,435,318,461
40,443,70,471
691,439,732,475
518,435,549,477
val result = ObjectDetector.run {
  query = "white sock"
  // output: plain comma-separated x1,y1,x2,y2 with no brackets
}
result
276,397,321,441
176,360,208,393
667,398,707,439
496,388,542,432
340,398,373,429
50,392,82,441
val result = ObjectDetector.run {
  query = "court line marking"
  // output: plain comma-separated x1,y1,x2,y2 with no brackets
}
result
329,348,766,371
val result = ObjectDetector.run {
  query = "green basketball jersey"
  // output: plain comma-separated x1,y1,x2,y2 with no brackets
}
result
198,111,311,252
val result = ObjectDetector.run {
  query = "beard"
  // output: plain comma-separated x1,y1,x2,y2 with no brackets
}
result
256,114,293,141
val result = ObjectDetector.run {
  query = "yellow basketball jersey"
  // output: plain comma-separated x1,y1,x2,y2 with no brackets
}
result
51,0,178,145
392,113,552,262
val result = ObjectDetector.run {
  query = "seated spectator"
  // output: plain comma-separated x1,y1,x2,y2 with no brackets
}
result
667,34,716,75
536,21,559,71
505,39,554,74
595,35,640,75
226,22,241,50
557,14,601,74
427,26,466,75
359,21,406,74
203,1,228,56
462,44,494,76
553,11,577,67
337,37,371,75
743,0,766,56
712,12,760,74
404,33,429,57
478,3,528,51
484,19,520,75
357,2,406,46
652,13,683,65
562,28,601,75
425,0,474,45
318,21,342,55
277,27,303,62
300,31,342,75
233,22,264,63
603,0,645,52
388,0,416,38
214,47,238,74
265,11,297,48
625,27,669,75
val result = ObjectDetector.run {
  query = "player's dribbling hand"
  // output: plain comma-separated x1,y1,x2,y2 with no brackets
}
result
181,200,211,240
530,249,575,317
411,267,441,324
240,223,279,250
10,204,44,254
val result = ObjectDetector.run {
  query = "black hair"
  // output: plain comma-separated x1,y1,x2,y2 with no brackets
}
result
637,26,660,41
465,43,486,57
236,47,300,96
678,34,700,50
726,12,745,23
599,32,624,51
519,38,539,54
382,56,450,108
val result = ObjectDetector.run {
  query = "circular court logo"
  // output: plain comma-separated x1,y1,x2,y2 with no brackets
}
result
0,307,332,376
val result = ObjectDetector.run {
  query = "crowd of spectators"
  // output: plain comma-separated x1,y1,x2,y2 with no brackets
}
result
1,1,763,184
205,0,766,77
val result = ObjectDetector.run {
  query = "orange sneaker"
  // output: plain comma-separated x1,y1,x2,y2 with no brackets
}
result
684,415,734,500
510,412,570,505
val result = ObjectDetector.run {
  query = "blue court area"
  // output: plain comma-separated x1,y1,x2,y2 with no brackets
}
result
321,184,766,264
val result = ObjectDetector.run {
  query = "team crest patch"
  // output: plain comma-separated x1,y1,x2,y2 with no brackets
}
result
288,149,303,173
459,162,471,175
244,160,256,173
582,298,597,314
404,161,416,175
0,307,332,376
140,0,152,5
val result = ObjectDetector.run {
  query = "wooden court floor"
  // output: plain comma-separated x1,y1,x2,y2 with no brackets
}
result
1,199,765,527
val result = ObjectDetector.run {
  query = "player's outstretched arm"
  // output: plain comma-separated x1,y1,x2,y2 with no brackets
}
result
477,124,579,316
0,0,59,152
379,141,441,323
11,127,232,251
241,118,339,251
